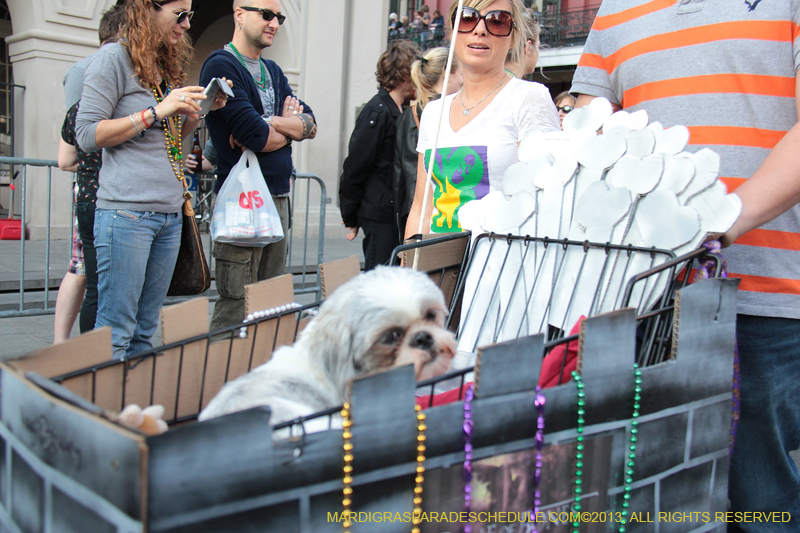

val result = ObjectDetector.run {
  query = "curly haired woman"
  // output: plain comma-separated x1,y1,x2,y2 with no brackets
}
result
76,0,229,359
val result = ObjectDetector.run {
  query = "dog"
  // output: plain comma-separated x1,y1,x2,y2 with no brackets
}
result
198,266,457,427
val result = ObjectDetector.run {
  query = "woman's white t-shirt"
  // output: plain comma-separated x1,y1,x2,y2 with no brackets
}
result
417,77,560,233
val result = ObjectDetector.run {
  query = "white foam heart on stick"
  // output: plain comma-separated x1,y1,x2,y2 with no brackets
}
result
657,153,695,195
680,182,742,256
483,191,537,234
577,134,627,170
678,148,720,204
635,190,701,251
563,97,613,132
503,156,550,197
606,155,664,195
623,129,656,158
603,109,649,132
647,122,690,155
550,182,633,329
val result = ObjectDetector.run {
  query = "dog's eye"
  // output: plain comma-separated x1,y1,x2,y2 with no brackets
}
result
424,310,438,322
380,328,405,345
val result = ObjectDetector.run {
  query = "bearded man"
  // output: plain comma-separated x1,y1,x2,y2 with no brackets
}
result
201,0,317,329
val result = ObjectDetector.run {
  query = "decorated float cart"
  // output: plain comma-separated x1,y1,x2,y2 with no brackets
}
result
0,99,739,533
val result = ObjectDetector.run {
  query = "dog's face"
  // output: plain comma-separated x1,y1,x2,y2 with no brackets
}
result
309,267,456,395
358,294,455,382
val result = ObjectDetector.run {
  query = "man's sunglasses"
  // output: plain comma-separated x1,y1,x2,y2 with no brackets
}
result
557,105,574,114
240,6,286,25
452,7,515,37
151,2,194,24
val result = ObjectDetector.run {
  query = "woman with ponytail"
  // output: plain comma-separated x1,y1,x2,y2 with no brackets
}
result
75,0,230,359
393,47,462,237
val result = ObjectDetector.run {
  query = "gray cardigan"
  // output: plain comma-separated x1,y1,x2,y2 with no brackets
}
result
75,42,184,214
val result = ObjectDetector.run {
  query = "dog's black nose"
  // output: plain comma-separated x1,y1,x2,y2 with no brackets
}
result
409,331,434,350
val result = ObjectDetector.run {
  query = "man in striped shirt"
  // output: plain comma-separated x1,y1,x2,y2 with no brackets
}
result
571,1,800,529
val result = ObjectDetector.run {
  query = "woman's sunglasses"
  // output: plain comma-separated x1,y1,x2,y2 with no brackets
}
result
452,7,515,37
151,2,194,24
174,10,194,24
557,105,574,114
240,6,286,25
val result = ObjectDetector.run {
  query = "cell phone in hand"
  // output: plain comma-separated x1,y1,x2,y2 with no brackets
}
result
199,78,235,115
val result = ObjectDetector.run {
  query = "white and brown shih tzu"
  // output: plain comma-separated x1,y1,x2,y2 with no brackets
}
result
198,267,457,426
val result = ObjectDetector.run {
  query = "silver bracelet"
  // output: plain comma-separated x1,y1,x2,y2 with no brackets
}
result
129,114,143,136
132,113,146,138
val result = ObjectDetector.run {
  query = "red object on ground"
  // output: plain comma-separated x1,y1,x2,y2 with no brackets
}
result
416,382,473,409
0,219,22,240
538,316,585,389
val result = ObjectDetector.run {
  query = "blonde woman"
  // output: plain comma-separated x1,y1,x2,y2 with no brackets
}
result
505,9,540,78
405,0,559,238
393,47,463,237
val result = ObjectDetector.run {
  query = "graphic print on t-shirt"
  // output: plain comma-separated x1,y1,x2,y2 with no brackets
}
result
424,146,489,233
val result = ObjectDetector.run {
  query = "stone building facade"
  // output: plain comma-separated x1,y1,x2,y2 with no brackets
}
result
1,0,390,239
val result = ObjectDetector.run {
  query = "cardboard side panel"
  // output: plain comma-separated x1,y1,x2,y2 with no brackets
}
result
60,374,95,403
319,255,360,299
7,327,113,379
147,407,273,522
474,334,545,399
245,274,294,314
0,366,144,521
160,297,209,345
124,357,156,410
93,364,125,414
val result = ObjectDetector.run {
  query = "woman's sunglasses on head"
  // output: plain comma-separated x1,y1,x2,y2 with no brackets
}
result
557,105,574,114
452,7,515,37
240,6,286,25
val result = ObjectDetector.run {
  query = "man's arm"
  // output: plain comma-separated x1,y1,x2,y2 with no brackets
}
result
721,72,800,246
201,54,280,154
271,96,317,141
575,93,622,113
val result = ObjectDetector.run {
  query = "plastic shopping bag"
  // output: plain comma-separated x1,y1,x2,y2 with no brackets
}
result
211,150,285,247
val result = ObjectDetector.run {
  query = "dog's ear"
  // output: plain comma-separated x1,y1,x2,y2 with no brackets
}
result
299,306,360,401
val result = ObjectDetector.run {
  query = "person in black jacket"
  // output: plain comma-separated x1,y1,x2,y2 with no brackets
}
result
339,40,419,270
393,47,462,241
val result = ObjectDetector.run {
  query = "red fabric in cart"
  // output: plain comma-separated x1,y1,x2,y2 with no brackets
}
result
538,316,584,389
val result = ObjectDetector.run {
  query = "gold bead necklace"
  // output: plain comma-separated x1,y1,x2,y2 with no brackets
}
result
151,82,185,182
340,403,428,533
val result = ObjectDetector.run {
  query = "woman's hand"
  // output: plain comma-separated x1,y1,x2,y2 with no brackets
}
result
154,86,206,121
210,78,233,112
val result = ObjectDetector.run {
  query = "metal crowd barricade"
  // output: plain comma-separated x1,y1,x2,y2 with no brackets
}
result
287,172,327,301
0,156,67,319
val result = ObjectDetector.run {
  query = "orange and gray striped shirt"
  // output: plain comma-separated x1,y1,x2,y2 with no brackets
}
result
571,0,800,319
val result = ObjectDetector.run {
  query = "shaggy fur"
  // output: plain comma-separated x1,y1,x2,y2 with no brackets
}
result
198,267,457,425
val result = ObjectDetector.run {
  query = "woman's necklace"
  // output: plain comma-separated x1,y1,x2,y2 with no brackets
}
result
459,73,508,116
229,42,268,91
151,80,184,182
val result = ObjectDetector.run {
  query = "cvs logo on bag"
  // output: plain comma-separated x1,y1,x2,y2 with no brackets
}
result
239,190,265,210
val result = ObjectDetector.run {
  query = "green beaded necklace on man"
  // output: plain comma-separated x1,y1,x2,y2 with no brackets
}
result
228,42,268,91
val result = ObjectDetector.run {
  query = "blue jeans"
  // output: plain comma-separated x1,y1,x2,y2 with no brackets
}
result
729,314,800,532
94,209,181,359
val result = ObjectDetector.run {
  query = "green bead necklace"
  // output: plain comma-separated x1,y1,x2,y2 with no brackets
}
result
571,364,642,533
571,371,586,532
229,42,268,91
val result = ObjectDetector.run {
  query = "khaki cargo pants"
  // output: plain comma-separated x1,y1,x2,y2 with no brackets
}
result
209,196,290,330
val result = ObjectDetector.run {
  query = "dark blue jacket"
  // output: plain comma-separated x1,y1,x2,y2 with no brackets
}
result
200,50,314,194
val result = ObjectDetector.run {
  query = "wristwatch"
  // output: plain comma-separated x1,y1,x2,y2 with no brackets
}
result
264,115,273,126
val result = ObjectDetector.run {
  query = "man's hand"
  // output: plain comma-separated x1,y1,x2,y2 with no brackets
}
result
345,226,359,241
281,96,303,118
271,96,317,141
